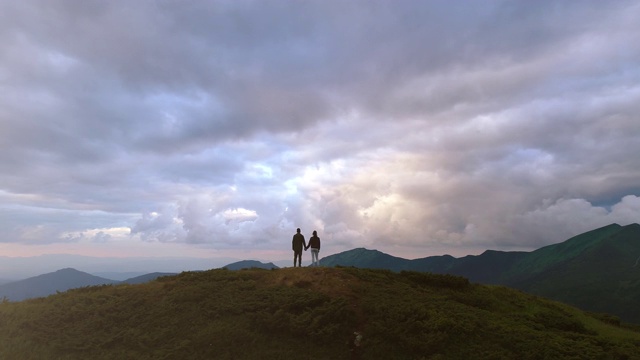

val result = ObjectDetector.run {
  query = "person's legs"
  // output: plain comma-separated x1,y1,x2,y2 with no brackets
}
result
311,249,319,266
294,251,302,267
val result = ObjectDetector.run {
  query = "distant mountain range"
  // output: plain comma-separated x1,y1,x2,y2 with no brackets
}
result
123,272,178,285
0,259,280,302
321,223,640,324
222,260,279,270
0,268,176,302
0,268,117,301
0,255,237,280
3,223,639,325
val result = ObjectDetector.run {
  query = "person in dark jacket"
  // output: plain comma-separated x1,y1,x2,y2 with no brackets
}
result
292,228,307,267
306,230,321,267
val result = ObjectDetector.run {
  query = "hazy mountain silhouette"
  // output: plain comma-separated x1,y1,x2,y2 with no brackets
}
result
321,223,640,323
222,260,279,270
0,268,119,301
122,272,177,284
320,248,528,279
0,255,234,280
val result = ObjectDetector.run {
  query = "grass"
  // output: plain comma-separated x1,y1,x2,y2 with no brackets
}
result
1,267,640,359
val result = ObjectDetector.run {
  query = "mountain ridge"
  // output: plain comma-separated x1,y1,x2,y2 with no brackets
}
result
0,268,176,301
121,272,178,285
501,223,625,284
3,223,638,324
221,260,279,270
0,268,119,301
320,223,640,323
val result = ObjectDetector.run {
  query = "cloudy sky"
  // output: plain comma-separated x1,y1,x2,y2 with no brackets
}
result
1,0,639,264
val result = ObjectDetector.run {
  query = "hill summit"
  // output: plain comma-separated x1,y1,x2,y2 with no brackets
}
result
1,267,640,359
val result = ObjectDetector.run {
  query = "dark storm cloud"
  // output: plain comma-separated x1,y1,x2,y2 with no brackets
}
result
0,0,639,256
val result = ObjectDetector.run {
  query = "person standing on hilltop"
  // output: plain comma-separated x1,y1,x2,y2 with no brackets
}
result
292,228,307,267
306,230,321,267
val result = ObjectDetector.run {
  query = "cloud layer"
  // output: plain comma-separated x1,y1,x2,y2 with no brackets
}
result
1,0,639,259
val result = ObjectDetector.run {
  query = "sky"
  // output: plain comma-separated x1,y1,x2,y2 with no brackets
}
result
1,0,639,265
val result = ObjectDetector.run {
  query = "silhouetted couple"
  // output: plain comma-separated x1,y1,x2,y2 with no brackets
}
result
292,228,321,267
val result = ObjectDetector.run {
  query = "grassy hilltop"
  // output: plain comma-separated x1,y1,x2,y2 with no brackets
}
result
1,267,640,359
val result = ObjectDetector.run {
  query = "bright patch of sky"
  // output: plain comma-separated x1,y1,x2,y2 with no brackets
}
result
0,0,639,265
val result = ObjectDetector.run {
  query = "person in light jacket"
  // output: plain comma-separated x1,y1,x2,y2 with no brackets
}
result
306,230,321,267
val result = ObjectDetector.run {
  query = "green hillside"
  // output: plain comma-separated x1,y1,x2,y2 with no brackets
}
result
447,250,528,284
320,248,410,270
503,224,625,283
321,224,640,325
514,224,640,323
2,267,640,359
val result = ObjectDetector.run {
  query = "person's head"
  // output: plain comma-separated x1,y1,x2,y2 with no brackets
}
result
313,230,317,236
296,228,301,233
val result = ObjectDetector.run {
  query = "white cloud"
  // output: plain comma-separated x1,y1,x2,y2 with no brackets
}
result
0,0,639,260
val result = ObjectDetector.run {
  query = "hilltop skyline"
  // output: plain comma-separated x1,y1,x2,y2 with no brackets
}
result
1,1,639,262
